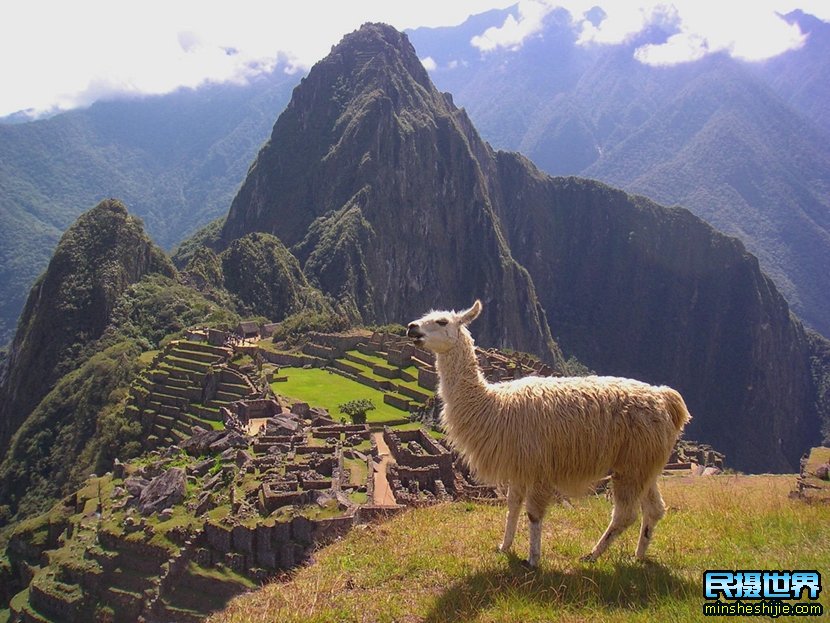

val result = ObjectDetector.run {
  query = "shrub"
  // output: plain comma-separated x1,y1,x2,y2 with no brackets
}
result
338,399,375,425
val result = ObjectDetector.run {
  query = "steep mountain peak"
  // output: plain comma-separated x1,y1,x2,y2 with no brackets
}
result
222,22,460,247
329,22,433,89
0,198,174,454
221,23,560,362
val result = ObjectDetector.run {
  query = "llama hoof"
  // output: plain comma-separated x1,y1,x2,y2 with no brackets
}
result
579,553,598,563
520,558,537,570
498,544,512,554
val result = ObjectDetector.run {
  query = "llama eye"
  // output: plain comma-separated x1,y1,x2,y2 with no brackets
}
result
436,319,449,326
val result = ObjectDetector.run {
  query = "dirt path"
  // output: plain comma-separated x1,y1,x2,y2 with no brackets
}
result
246,417,269,435
372,432,397,506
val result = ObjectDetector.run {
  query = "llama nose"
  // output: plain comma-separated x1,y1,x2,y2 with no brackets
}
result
407,323,423,338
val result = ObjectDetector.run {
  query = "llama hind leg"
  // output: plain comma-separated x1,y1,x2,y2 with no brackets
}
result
581,479,640,562
635,481,665,560
499,484,524,554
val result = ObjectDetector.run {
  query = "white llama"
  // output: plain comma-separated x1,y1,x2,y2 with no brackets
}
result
407,300,690,567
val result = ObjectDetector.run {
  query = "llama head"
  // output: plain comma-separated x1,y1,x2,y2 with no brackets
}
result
407,300,482,353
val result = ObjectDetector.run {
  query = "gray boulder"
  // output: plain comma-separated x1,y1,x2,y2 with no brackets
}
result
181,430,227,456
209,432,249,453
139,468,186,516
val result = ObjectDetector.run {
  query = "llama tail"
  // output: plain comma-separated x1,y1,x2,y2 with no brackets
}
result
663,388,692,432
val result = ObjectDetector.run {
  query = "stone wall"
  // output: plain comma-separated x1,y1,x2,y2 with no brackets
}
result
236,399,281,420
418,368,438,391
203,511,356,572
307,332,367,354
302,342,339,360
311,424,370,441
260,350,326,368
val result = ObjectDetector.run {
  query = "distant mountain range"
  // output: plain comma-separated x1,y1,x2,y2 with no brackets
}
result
1,8,828,349
408,8,830,337
0,68,297,344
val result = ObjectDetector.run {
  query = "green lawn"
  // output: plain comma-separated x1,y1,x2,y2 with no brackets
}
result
271,368,410,425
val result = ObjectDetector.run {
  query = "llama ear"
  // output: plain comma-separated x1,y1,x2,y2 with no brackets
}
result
460,300,482,325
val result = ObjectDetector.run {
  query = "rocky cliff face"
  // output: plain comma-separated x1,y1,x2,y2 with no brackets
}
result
220,23,826,471
222,24,560,363
0,199,174,454
489,158,820,471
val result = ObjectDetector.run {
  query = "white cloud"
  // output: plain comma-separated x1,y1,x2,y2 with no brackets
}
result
470,0,822,66
421,56,438,71
471,0,553,51
0,0,825,117
0,0,515,117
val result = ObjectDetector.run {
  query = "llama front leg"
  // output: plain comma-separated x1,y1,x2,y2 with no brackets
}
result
499,484,524,553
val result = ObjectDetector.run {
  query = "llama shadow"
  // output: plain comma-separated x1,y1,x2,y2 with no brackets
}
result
423,553,696,623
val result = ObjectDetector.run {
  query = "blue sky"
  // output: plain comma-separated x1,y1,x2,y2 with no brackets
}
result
1,0,828,118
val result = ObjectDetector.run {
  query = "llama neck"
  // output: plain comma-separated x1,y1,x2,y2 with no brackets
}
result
434,329,488,410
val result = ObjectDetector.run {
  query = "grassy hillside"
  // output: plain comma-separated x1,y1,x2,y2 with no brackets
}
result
210,475,829,623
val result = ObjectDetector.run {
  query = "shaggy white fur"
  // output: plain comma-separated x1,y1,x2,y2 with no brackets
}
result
407,300,691,567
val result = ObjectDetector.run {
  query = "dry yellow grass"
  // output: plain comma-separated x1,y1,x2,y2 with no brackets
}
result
209,475,829,623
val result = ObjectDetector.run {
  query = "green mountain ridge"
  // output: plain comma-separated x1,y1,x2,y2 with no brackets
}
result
0,69,298,345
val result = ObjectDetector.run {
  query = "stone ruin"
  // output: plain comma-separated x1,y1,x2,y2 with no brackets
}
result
383,427,498,506
791,446,830,503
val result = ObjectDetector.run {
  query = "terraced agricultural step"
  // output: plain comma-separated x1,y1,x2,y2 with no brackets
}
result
383,393,412,412
190,404,223,421
159,363,203,383
173,341,232,358
169,347,225,364
165,377,195,390
170,417,192,435
170,428,190,443
215,390,244,403
206,400,231,410
151,402,185,418
372,363,400,380
134,376,154,391
398,369,417,383
156,385,193,400
396,384,431,403
184,412,224,431
125,405,141,418
153,392,187,408
150,369,171,383
217,381,252,395
167,356,212,374
334,360,363,376
344,352,377,368
155,413,176,428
